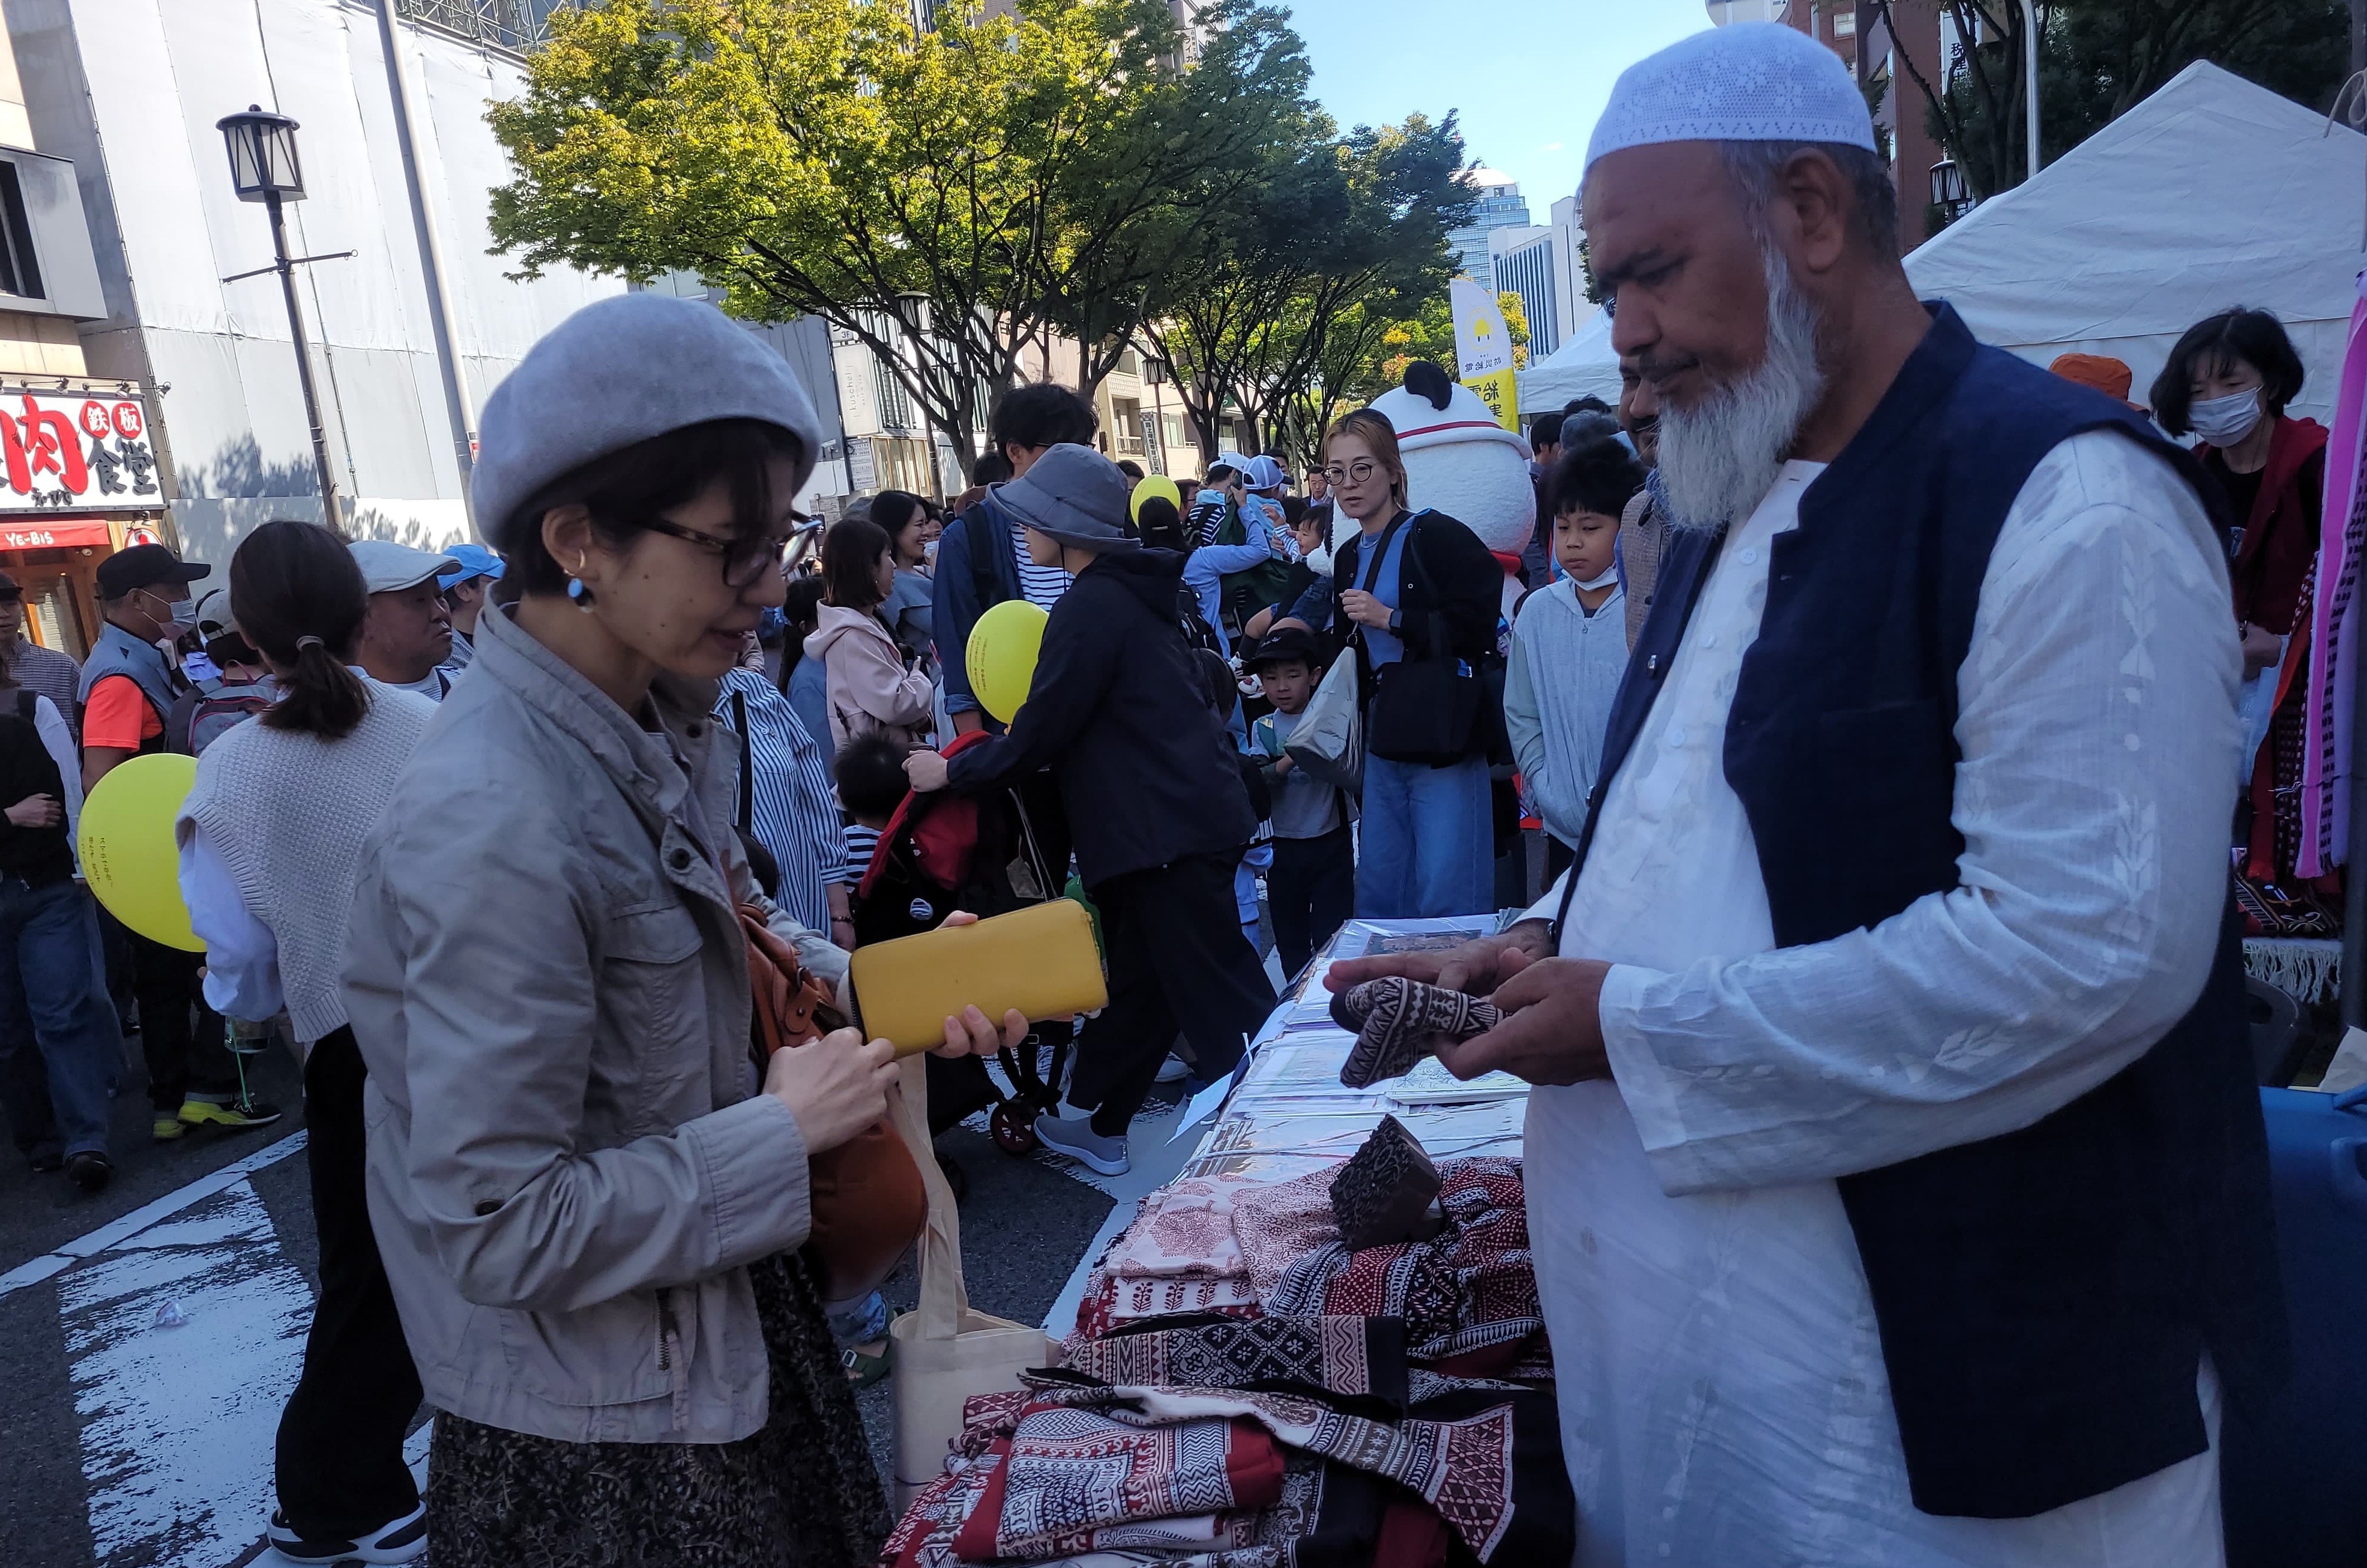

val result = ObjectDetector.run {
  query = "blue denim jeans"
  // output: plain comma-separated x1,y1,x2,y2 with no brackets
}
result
1356,752,1494,920
0,876,118,1160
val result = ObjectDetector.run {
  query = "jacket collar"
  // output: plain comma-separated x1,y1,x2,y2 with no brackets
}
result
472,603,723,834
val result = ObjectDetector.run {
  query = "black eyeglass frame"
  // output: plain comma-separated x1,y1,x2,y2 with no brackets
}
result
639,508,814,588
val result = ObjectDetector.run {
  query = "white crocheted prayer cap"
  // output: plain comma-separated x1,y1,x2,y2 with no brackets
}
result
1585,22,1876,172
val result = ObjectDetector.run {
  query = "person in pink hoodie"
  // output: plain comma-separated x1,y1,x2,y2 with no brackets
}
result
805,516,935,749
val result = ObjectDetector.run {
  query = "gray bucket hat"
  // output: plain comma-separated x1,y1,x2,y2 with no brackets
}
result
470,292,822,551
992,444,1139,551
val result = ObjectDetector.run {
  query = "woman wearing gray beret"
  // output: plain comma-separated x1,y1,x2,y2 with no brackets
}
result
342,293,1022,1565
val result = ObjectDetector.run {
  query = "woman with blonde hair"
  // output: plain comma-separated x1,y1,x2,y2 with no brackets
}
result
1320,406,1505,918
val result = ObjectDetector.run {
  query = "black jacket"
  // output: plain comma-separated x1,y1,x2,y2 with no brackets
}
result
945,548,1255,890
0,691,73,885
1330,508,1506,760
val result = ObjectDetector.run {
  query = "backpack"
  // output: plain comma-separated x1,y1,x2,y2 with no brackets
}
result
167,680,275,755
1212,496,1299,634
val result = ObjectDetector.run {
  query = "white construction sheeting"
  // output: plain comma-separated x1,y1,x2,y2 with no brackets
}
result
1515,305,1621,413
1906,61,2363,426
22,0,625,568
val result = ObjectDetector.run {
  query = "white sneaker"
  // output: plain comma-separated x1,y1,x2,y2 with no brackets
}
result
1034,1112,1129,1175
268,1502,427,1564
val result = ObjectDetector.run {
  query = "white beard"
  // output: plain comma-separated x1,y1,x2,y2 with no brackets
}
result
1655,247,1827,530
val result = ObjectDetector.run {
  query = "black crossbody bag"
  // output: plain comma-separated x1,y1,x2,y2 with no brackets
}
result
1358,511,1481,766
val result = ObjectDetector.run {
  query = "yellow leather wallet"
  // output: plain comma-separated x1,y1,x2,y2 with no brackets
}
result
848,899,1109,1057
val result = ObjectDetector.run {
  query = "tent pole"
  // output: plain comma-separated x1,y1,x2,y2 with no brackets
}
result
2018,0,2041,184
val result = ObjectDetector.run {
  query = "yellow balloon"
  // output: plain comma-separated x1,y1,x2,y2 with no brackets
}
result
79,752,202,952
1130,474,1181,522
966,599,1049,725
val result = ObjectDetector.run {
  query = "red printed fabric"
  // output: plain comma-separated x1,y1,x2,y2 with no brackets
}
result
1265,1157,1545,1373
950,1403,1285,1562
1070,1270,1262,1345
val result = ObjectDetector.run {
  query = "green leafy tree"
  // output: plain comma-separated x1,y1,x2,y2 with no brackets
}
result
1872,0,2347,202
487,0,1283,462
1497,290,1530,370
1144,112,1471,465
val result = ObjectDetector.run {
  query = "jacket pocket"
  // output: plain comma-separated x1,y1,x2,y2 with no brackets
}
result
598,900,708,1130
495,1291,670,1407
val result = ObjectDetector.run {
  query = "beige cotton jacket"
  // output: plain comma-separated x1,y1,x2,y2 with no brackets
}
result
345,605,850,1445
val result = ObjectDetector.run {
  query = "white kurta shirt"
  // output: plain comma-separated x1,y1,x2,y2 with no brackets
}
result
1525,437,2239,1567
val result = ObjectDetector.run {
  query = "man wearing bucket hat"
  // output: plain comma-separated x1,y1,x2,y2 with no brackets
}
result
905,444,1274,1175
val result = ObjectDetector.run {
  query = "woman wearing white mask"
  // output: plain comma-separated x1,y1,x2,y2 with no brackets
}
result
2150,309,2324,876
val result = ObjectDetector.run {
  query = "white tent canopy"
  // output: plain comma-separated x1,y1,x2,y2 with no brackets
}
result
1905,61,2362,426
1516,305,1621,412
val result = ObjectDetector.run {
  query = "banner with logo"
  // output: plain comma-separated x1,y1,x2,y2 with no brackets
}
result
1449,278,1521,434
0,391,161,514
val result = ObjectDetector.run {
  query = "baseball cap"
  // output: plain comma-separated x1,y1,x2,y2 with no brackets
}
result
436,542,505,591
96,543,209,600
1243,454,1289,493
1246,624,1325,672
0,571,19,603
193,586,235,639
350,539,461,596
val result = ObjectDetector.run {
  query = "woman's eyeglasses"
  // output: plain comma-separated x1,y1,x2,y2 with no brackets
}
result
1319,459,1379,486
641,510,815,588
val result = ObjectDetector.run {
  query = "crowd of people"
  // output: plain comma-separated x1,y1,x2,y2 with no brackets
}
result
0,18,2334,1567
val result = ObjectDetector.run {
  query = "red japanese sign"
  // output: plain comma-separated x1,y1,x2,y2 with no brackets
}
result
0,391,160,515
0,520,113,550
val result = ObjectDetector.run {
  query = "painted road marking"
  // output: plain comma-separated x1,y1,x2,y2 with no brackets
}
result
62,1177,312,1565
0,1130,310,1300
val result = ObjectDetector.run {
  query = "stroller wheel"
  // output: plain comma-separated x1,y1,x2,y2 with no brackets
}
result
990,1100,1039,1154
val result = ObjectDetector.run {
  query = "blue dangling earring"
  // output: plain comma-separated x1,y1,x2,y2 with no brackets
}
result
567,559,595,610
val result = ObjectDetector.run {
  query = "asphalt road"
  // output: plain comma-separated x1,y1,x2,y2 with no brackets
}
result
0,1030,1121,1568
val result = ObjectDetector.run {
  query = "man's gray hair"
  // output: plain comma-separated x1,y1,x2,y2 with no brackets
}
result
1719,140,1899,258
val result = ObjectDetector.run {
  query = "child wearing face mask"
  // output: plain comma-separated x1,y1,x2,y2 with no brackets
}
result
1504,436,1643,860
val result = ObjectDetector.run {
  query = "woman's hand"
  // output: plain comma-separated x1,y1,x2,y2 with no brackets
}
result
765,1028,900,1155
5,794,61,829
905,749,951,792
1339,589,1392,631
2239,621,2282,679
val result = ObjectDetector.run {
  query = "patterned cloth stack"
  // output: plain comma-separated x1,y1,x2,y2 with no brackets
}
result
890,1148,1566,1566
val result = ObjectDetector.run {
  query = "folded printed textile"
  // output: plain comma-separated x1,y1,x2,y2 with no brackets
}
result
1073,1271,1265,1343
1228,1168,1341,1300
1101,1174,1266,1279
979,1377,1573,1565
882,1452,1437,1568
950,1404,1286,1561
1267,1157,1545,1375
1063,1315,1410,1408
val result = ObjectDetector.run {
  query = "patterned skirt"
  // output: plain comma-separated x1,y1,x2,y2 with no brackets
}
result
426,1251,890,1568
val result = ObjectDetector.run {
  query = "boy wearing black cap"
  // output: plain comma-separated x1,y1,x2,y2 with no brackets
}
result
79,542,280,1141
1247,627,1354,975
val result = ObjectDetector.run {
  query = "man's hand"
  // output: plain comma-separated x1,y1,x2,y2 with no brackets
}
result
1434,958,1612,1087
5,793,61,829
904,749,951,792
1325,918,1554,998
1338,589,1392,632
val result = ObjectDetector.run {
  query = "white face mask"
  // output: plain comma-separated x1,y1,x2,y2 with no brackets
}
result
1571,566,1620,591
2188,387,2263,448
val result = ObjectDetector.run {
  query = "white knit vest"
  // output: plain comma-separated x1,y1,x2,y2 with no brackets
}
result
181,683,438,1043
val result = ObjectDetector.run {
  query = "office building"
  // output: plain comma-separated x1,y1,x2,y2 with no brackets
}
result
1447,167,1530,289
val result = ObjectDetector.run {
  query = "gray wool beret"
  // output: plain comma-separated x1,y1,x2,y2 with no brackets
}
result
470,292,824,550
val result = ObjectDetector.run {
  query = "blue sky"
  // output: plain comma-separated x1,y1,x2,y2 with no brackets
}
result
1286,0,1714,220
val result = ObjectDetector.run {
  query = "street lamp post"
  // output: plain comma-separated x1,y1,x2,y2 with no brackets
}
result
217,106,340,527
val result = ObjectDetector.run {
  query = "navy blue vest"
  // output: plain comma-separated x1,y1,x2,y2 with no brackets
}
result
1565,306,2285,1519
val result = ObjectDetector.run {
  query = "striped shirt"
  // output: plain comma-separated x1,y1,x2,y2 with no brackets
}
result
715,666,843,932
838,822,883,887
1010,517,1073,610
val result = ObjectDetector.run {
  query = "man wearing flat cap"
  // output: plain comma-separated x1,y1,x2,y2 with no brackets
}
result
904,445,1273,1177
1327,23,2280,1564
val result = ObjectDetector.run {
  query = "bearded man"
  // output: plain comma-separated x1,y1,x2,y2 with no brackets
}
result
1327,24,2282,1566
